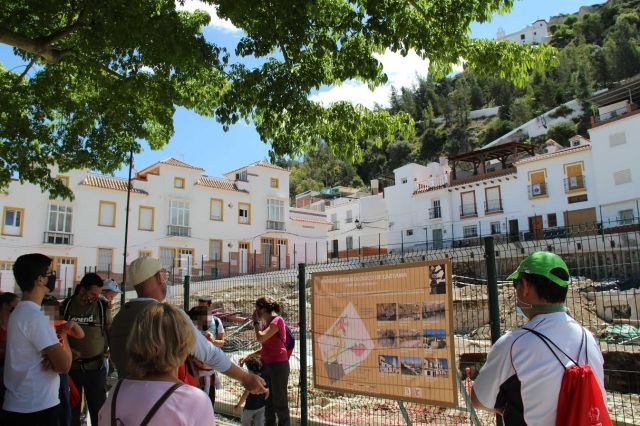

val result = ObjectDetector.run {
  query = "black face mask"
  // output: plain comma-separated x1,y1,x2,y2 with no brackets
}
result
45,274,56,293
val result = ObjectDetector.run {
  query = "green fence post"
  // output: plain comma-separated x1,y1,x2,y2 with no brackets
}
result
298,263,308,426
183,275,190,312
484,236,502,426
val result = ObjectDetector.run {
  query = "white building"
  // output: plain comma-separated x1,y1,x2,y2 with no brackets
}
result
326,193,388,257
0,158,329,293
587,97,640,226
496,19,550,44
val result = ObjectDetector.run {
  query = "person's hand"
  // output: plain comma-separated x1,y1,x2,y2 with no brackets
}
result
42,356,53,371
71,349,81,361
239,356,246,366
61,320,76,334
234,404,241,412
243,372,267,394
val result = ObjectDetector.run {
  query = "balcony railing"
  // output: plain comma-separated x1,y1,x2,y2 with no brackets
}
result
345,217,353,223
460,204,477,218
564,175,586,192
44,231,73,245
167,225,191,237
266,220,286,231
485,199,504,214
429,207,442,219
528,182,547,199
330,222,340,231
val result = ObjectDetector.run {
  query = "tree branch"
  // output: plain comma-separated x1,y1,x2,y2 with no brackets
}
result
38,7,87,46
15,60,35,83
0,26,77,64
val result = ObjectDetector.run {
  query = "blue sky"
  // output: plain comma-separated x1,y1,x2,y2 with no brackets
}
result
0,1,604,179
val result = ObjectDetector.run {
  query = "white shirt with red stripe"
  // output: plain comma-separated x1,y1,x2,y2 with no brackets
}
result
473,312,606,425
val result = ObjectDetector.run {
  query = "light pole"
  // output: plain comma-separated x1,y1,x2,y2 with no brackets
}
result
121,148,134,306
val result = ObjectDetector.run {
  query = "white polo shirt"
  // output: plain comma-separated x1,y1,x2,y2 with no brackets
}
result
473,312,605,425
3,301,60,413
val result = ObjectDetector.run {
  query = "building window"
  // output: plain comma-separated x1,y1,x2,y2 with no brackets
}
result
406,229,413,236
2,207,24,236
345,210,353,223
490,222,501,235
564,162,585,191
401,177,408,184
57,176,70,187
168,201,190,236
431,200,441,219
267,199,285,230
97,248,114,272
346,236,353,250
548,213,558,228
159,248,175,268
460,191,477,217
159,247,194,269
520,34,525,40
210,199,223,221
209,239,223,262
528,169,547,198
139,250,152,257
239,242,250,251
174,177,185,189
463,225,478,238
236,170,248,181
614,169,632,186
330,213,339,231
138,206,154,231
619,209,634,225
98,201,116,227
270,178,279,188
238,202,251,224
485,186,502,213
48,204,73,233
609,132,626,147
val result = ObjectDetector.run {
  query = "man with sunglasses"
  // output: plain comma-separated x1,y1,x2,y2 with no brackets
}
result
60,273,109,426
470,251,606,425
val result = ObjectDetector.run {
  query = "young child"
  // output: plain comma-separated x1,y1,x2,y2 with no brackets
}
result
188,306,218,403
235,356,269,426
42,295,84,426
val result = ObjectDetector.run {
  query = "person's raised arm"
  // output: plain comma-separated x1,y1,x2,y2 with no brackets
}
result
254,319,279,344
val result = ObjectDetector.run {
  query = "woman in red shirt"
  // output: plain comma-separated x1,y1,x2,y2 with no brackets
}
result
241,297,290,425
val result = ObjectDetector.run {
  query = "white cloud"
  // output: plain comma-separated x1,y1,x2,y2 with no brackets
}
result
309,50,429,109
176,0,240,33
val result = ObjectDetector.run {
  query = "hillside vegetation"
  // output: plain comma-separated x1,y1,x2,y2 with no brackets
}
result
283,0,640,197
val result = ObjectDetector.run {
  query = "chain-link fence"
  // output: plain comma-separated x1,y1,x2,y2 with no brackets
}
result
158,224,639,425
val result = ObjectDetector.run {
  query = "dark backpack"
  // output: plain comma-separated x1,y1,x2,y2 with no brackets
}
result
522,327,612,426
285,324,295,353
271,316,295,358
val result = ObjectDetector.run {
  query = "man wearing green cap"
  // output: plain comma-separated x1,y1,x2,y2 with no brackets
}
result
470,251,606,425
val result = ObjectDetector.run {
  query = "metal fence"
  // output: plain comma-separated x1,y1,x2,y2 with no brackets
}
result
160,223,640,425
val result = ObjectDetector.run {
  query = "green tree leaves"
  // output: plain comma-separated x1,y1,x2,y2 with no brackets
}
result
1,0,559,197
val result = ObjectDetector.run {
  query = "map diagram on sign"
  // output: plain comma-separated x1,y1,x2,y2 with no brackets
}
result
318,303,373,383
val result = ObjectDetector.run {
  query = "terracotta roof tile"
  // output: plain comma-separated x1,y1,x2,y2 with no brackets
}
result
226,160,289,175
514,144,591,165
195,176,247,192
159,157,204,171
80,174,148,194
